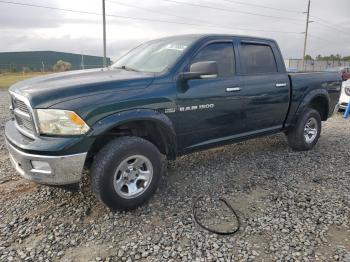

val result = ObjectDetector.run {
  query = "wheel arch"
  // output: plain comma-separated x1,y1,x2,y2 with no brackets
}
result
87,109,177,162
293,89,330,125
308,95,329,121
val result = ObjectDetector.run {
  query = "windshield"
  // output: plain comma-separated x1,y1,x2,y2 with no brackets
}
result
112,36,198,73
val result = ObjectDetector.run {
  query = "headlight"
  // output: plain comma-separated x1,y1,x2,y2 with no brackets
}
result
36,109,90,135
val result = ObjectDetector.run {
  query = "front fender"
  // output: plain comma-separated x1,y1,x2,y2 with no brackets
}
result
88,108,177,159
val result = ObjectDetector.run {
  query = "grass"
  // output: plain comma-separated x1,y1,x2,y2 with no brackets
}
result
0,72,49,90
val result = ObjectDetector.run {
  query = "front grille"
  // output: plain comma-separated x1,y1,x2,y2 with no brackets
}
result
13,99,29,114
11,96,35,138
15,115,34,132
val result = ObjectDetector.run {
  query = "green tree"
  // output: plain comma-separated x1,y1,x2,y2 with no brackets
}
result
316,54,322,60
329,54,338,61
304,54,313,60
342,56,350,61
53,60,72,72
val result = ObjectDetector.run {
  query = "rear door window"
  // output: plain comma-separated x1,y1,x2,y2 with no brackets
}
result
240,43,278,74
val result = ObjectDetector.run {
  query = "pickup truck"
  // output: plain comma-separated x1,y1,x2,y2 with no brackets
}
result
5,34,341,210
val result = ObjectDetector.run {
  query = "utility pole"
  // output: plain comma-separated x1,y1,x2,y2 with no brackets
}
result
303,0,311,60
81,53,85,70
102,0,107,68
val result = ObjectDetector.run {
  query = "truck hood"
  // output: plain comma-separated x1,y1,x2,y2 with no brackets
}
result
9,68,155,108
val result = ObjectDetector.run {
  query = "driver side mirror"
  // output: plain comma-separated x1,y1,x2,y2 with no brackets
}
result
180,61,218,81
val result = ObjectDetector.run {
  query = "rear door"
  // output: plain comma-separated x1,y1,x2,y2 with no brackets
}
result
239,40,290,132
175,40,244,150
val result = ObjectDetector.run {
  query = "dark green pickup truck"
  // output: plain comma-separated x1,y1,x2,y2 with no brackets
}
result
5,34,341,210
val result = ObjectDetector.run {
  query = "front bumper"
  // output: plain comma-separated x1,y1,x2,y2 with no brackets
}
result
4,119,94,185
6,139,87,185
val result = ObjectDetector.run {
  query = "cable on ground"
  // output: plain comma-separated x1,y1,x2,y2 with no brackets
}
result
193,195,240,235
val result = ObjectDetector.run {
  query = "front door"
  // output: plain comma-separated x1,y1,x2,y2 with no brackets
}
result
174,41,244,150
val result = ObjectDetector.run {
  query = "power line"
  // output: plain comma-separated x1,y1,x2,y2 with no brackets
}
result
1,0,346,49
310,15,349,32
311,19,349,35
162,0,305,22
308,34,337,44
0,0,210,27
106,0,302,34
165,0,349,35
106,0,202,23
209,0,348,37
217,0,303,14
0,0,234,27
0,0,302,35
0,1,100,16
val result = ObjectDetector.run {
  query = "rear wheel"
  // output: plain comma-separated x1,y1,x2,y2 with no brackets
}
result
91,136,162,210
287,108,321,151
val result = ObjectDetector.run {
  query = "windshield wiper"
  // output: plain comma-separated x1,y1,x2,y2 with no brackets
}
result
115,65,141,72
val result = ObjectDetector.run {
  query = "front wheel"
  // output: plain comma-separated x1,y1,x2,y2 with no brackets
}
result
91,136,162,210
287,108,321,151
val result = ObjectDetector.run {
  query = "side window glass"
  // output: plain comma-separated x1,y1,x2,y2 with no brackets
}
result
191,43,235,77
241,43,278,74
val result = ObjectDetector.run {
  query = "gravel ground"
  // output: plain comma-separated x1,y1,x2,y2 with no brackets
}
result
0,90,349,261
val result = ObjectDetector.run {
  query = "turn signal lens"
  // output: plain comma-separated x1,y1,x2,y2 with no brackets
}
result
67,111,86,126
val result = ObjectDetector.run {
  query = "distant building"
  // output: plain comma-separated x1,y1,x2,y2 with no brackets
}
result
285,58,350,72
0,51,111,72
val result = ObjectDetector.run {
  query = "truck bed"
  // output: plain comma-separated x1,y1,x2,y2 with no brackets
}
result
286,71,342,126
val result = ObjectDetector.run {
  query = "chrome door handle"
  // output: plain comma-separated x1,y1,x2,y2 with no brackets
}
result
276,83,287,88
226,87,241,92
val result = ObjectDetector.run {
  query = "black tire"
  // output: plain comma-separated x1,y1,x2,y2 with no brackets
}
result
287,108,321,151
91,136,162,211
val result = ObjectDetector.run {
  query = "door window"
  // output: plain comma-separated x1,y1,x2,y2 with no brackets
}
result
240,43,278,74
191,43,235,77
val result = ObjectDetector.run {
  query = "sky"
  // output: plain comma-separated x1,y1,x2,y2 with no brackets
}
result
0,0,349,61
